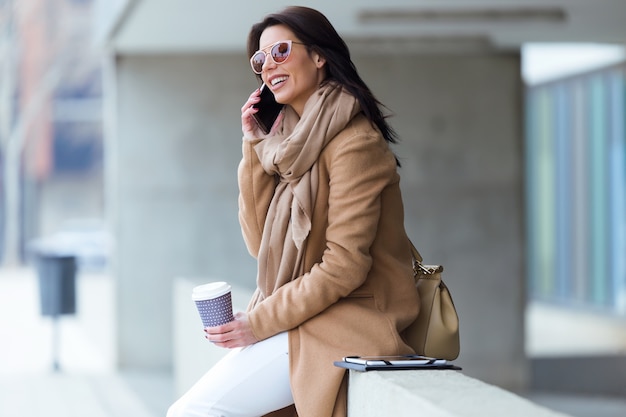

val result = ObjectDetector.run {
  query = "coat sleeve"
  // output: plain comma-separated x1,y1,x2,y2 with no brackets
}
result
248,124,399,340
237,139,276,257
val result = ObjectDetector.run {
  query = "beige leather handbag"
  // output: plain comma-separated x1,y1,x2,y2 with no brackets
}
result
402,240,460,360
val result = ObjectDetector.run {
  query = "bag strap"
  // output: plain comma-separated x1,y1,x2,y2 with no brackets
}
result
409,239,443,275
409,239,423,263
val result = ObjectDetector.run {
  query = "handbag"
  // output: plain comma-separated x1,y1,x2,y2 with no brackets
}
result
402,240,460,360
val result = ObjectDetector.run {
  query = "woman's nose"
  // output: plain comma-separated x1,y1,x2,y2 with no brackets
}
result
262,54,276,72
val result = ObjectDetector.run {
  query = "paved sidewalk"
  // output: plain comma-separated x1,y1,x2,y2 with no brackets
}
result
0,373,157,417
0,267,172,417
0,267,113,374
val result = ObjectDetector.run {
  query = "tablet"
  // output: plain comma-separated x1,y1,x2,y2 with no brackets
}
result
343,355,447,366
334,355,461,372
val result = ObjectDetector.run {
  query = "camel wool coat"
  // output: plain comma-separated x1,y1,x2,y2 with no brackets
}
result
238,113,420,417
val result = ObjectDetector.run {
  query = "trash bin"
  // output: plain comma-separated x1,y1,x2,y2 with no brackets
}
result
33,252,77,316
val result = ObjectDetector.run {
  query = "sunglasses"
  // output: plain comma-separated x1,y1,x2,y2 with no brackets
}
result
249,40,305,74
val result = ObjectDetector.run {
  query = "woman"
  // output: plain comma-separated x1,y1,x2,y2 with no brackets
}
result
167,6,419,417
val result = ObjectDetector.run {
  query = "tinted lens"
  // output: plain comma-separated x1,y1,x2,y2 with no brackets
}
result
251,52,265,73
271,42,291,63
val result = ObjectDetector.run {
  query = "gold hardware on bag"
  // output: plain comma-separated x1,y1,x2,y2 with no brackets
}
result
413,260,443,276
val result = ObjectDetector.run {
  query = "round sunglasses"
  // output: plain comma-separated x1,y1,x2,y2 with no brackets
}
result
249,40,305,74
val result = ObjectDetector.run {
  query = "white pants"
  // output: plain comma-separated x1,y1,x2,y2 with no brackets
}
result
166,332,293,417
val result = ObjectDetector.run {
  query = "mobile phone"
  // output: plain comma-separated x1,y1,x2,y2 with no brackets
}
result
252,83,284,134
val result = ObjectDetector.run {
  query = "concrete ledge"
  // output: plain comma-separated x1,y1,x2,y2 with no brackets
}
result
347,369,572,417
172,277,254,396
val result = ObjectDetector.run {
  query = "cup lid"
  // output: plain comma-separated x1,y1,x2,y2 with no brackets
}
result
192,281,231,301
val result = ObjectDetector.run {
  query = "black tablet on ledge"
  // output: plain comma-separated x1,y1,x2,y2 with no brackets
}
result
334,355,462,372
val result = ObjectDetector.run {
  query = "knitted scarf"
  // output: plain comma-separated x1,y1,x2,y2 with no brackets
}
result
252,82,361,300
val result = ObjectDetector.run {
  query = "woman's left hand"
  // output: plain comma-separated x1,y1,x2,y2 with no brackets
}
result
204,312,259,348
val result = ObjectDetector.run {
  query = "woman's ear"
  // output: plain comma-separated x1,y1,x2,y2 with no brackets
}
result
313,52,326,69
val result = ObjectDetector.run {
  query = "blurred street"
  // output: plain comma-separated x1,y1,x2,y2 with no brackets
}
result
0,267,172,417
0,267,113,374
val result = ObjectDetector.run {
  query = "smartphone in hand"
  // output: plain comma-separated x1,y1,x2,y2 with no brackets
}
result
252,83,284,134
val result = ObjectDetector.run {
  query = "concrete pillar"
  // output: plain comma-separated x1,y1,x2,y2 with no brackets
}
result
357,54,526,389
108,54,257,370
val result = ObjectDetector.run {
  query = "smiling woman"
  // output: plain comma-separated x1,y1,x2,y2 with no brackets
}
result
167,6,421,417
249,23,327,117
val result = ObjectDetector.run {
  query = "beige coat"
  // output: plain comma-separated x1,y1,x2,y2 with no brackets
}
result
238,114,420,417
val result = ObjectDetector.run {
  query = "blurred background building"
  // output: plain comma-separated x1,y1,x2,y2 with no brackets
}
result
1,1,625,416
0,0,105,266
526,48,626,315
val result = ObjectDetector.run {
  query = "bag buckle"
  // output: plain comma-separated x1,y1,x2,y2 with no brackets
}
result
413,260,439,276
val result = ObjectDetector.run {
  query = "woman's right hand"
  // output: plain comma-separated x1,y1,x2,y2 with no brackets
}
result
241,88,284,140
241,88,263,140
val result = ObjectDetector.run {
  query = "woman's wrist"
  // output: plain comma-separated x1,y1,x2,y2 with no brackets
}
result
242,135,264,144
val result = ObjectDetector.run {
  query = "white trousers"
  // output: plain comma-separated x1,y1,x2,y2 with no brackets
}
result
166,332,293,417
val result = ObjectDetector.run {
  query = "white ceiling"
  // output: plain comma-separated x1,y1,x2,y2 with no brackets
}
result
101,0,626,54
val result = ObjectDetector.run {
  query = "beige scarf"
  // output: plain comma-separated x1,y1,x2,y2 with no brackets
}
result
252,82,361,300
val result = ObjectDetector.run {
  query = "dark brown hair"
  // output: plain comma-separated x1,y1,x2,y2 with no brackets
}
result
247,6,400,156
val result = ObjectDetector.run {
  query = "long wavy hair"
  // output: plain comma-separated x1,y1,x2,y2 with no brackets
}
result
247,6,400,163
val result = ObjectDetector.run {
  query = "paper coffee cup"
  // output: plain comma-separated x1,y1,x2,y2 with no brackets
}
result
192,282,235,327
